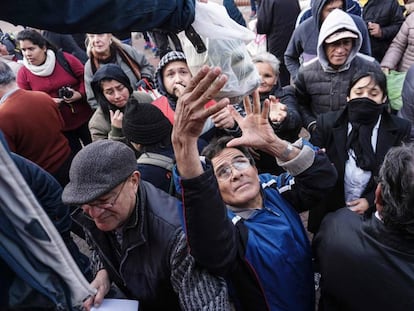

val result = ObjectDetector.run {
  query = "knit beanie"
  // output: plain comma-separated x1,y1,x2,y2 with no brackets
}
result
155,51,187,99
123,102,172,145
62,140,137,205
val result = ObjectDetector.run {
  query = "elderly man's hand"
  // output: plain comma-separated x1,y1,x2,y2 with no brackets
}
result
227,90,279,150
172,65,229,144
83,269,111,311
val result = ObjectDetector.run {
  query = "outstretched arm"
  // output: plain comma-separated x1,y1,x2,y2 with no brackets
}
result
172,65,229,179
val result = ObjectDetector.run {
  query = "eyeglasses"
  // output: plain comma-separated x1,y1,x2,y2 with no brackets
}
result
215,157,251,181
83,180,127,211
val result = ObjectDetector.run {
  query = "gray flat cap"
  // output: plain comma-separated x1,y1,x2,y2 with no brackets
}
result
62,140,137,205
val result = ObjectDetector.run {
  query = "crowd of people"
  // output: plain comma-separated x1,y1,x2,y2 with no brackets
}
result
1,0,414,310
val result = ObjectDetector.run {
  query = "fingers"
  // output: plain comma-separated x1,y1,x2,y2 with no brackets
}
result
243,95,252,115
261,97,270,120
252,90,261,115
184,66,227,102
212,108,235,129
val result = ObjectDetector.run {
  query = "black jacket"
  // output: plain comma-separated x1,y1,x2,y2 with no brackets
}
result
314,208,414,311
362,0,405,62
309,108,411,233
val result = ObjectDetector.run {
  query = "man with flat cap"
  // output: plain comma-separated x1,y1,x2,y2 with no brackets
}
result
62,139,229,311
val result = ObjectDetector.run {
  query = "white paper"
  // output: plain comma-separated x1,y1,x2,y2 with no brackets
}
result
90,298,139,311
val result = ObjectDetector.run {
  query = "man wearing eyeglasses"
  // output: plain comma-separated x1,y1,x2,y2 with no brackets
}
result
172,66,337,310
61,139,229,311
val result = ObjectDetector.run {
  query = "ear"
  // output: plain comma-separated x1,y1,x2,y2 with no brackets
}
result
382,95,388,104
346,96,350,102
374,183,383,213
130,170,141,187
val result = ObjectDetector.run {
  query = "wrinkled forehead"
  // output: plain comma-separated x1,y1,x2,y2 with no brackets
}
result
211,148,246,168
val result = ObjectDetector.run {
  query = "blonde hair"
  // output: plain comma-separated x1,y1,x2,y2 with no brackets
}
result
85,33,123,58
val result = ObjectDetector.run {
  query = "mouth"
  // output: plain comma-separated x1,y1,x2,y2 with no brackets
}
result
234,182,250,192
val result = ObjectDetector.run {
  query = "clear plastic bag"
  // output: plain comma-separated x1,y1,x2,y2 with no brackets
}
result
179,1,260,103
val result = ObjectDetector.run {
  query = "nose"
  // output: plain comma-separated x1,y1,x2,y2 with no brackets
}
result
88,206,106,218
113,90,122,99
230,166,243,180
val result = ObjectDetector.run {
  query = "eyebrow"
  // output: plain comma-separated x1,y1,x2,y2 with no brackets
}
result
215,155,246,170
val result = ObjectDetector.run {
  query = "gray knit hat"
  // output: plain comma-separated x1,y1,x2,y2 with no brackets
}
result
62,140,137,205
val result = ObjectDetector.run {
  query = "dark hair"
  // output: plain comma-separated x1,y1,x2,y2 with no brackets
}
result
16,29,52,50
379,144,414,236
347,70,388,98
201,136,255,166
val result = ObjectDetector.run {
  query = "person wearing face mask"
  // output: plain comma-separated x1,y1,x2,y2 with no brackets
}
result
309,70,411,234
88,64,152,142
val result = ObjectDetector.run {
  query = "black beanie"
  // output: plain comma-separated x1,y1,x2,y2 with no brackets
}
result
123,101,172,145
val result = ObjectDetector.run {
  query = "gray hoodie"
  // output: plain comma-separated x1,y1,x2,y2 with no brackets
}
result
285,0,371,81
295,9,381,131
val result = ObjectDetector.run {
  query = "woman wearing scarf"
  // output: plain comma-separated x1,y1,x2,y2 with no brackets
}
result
16,29,93,155
308,70,411,234
88,63,152,142
84,33,155,110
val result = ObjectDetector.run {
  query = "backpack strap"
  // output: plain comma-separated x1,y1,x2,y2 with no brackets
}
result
137,153,176,195
136,152,174,171
55,49,77,78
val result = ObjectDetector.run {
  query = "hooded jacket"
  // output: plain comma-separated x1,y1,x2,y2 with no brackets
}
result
88,64,153,142
285,0,371,81
85,43,154,109
294,9,381,131
154,51,216,138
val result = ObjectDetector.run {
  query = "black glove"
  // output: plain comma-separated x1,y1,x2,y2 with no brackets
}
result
136,77,154,90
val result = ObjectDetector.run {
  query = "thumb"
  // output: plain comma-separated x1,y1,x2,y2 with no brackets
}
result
226,136,245,148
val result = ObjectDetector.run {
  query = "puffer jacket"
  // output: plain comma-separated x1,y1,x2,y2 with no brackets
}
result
362,0,405,62
295,9,381,131
285,0,371,81
381,13,414,71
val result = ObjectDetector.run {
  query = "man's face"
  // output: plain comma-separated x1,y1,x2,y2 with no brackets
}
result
324,38,353,68
162,61,192,98
211,148,262,209
321,0,343,22
81,172,139,231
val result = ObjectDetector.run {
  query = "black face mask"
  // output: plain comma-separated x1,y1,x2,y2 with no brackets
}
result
347,97,386,125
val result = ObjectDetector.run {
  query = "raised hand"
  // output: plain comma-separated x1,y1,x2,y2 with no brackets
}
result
227,90,280,152
268,96,287,123
172,65,229,143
